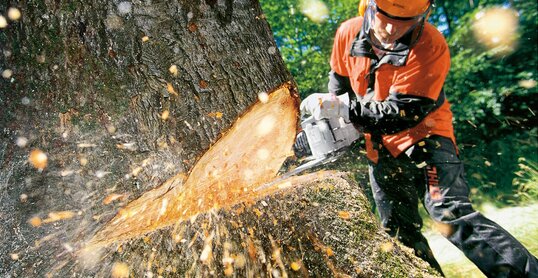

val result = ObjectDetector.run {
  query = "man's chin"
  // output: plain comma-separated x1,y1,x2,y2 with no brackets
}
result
373,34,393,44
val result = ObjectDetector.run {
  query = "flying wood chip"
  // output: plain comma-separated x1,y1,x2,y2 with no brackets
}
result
88,86,298,246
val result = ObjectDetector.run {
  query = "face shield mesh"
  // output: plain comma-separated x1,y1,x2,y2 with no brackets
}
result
363,0,430,51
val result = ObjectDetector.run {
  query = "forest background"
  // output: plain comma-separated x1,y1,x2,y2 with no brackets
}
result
261,0,538,206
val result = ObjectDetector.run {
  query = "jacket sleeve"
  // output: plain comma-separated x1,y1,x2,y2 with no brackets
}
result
328,70,353,96
329,18,363,95
349,92,438,134
349,30,451,135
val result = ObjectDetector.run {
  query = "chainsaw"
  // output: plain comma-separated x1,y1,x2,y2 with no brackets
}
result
256,114,361,191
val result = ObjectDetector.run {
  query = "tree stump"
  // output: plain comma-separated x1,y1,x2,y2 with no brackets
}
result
73,171,439,277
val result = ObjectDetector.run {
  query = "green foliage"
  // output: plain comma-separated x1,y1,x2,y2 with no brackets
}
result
444,1,538,204
458,130,538,204
261,0,358,98
262,0,538,204
513,158,538,203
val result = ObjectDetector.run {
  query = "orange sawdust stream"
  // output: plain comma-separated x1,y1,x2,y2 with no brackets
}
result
88,86,298,247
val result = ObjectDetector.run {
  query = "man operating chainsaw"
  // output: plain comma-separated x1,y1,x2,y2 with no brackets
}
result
299,0,538,276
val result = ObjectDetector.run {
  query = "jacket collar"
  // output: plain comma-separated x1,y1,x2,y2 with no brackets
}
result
349,26,411,67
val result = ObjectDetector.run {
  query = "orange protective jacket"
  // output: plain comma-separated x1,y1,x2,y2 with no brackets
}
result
330,17,455,163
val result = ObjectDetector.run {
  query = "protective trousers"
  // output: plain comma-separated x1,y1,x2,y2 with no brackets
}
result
368,135,538,277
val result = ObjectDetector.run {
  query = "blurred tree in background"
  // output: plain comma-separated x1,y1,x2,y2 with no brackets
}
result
261,0,358,97
261,0,537,205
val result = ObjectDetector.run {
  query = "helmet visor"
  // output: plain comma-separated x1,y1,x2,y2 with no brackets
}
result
364,0,429,50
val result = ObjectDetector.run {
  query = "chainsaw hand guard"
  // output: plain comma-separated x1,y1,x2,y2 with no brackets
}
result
300,93,350,121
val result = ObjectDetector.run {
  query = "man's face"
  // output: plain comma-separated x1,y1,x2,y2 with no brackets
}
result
370,9,421,45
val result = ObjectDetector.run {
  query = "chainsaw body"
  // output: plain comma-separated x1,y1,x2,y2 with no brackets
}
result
277,115,360,179
302,116,360,160
256,112,361,191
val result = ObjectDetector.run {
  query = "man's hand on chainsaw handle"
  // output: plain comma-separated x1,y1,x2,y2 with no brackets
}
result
299,93,350,121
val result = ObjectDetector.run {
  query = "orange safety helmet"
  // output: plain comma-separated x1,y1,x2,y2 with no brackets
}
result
377,0,432,18
359,0,433,18
360,0,434,51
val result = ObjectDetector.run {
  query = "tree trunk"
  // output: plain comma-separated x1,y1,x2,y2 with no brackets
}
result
0,1,440,277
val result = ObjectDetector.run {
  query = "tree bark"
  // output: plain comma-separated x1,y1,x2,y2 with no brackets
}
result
1,1,440,277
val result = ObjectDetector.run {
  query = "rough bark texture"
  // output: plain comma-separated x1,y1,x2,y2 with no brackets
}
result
1,0,292,169
0,0,293,275
1,1,441,277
